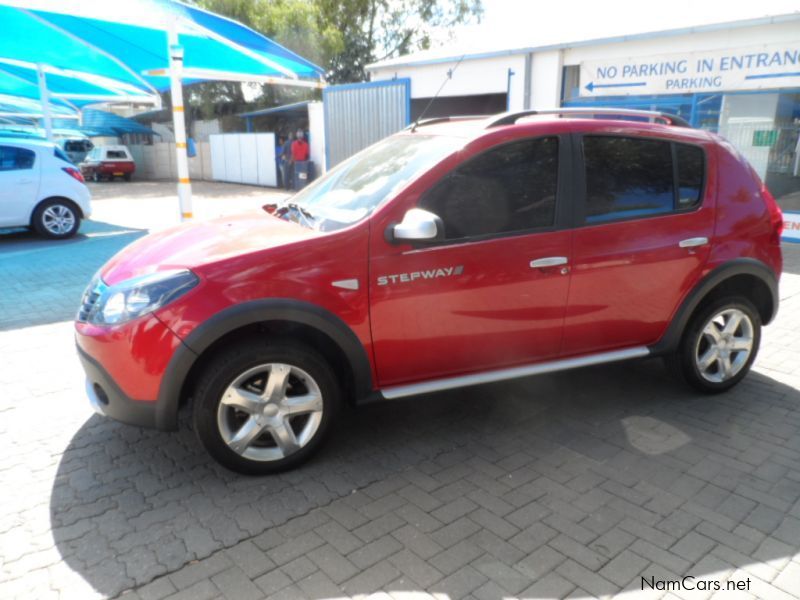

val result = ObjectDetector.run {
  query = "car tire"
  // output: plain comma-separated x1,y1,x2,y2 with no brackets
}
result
667,296,761,394
193,338,341,475
123,173,132,182
32,199,81,239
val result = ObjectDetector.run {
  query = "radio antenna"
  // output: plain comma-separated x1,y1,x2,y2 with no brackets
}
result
410,54,466,133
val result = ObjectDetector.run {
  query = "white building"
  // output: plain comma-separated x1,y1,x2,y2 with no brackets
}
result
367,13,800,209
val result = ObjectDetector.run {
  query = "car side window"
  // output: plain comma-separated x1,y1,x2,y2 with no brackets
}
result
419,137,558,240
0,146,35,171
583,136,674,224
676,143,705,209
582,136,707,224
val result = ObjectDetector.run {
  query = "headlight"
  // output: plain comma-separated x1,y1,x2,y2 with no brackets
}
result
85,269,198,326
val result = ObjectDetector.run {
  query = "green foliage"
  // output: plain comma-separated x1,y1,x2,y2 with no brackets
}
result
188,0,482,117
318,0,483,82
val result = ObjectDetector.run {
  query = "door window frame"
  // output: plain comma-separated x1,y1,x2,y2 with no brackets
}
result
410,133,576,248
571,132,707,228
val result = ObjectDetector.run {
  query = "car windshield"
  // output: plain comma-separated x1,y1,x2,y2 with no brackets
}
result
273,134,463,231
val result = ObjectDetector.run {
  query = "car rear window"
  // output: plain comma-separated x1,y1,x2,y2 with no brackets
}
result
106,150,128,159
582,136,705,224
54,146,72,163
0,145,35,171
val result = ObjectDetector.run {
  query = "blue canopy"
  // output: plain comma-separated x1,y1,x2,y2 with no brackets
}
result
0,93,77,118
51,109,157,137
0,60,154,109
0,0,325,106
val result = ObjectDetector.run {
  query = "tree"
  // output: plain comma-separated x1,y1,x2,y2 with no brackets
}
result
318,0,483,83
188,0,482,117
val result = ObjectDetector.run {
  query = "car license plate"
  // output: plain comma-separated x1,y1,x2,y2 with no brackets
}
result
113,172,124,176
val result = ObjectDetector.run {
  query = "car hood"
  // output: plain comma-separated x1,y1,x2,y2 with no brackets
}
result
101,210,317,285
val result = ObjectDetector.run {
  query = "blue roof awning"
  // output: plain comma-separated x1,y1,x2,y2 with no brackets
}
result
52,109,157,137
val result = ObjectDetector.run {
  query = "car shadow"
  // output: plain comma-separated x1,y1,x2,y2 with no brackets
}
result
49,359,800,598
0,220,148,331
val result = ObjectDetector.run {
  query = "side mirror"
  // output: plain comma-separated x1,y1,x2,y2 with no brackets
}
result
388,208,444,243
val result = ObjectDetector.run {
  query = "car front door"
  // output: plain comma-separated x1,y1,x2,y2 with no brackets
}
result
562,133,715,356
369,135,573,388
0,145,39,227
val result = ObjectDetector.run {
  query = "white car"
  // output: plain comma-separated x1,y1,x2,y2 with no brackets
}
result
0,138,92,239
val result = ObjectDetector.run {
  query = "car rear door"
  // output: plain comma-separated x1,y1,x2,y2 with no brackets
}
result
0,144,40,227
561,132,715,356
369,134,574,388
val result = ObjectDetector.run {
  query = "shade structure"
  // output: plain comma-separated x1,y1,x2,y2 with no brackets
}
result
0,60,157,108
0,0,325,99
0,93,77,119
51,109,157,137
0,0,326,222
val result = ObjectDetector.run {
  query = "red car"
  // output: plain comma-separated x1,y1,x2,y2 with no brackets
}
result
79,144,136,182
75,109,783,474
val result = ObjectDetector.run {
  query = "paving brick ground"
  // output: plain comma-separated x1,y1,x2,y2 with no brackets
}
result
1,182,800,599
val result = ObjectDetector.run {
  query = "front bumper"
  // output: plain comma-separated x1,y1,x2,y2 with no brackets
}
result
77,344,157,429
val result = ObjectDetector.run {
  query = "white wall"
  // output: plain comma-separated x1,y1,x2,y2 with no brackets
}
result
561,21,800,66
307,101,326,174
192,119,221,142
371,54,526,103
151,122,174,142
209,133,277,187
127,142,212,181
530,50,562,109
374,20,800,113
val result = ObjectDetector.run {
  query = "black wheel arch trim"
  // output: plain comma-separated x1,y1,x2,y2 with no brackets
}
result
649,258,778,356
155,298,374,431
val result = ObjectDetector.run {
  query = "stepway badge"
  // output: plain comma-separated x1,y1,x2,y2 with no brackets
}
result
377,266,464,286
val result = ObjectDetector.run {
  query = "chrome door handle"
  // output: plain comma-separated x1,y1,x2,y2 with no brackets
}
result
678,237,708,248
530,256,568,268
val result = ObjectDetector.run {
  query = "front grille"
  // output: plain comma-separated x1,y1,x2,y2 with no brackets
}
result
76,279,106,322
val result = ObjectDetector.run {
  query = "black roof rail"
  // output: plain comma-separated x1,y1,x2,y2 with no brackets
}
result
405,115,484,131
486,108,692,128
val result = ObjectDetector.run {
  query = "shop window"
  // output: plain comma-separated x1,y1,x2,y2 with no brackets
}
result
583,136,674,223
420,137,559,240
561,65,581,102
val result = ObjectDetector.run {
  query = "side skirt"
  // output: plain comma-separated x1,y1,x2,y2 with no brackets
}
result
381,346,650,400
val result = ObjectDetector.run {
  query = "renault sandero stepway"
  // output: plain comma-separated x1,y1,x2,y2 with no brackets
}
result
75,109,783,474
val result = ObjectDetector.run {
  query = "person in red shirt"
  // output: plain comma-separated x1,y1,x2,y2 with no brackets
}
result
291,129,309,162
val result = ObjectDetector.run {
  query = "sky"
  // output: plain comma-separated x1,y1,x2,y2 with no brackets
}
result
445,0,800,55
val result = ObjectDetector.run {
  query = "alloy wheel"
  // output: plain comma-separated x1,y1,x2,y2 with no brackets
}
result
216,363,324,462
694,308,754,383
42,204,76,236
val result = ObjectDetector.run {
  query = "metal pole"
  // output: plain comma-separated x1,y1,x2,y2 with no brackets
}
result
36,63,53,141
168,23,193,221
